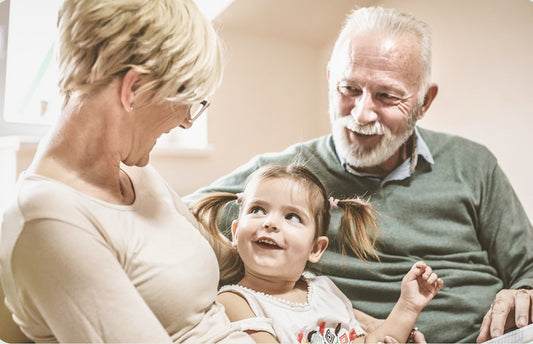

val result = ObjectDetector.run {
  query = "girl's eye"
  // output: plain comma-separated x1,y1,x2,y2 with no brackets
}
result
250,206,265,215
285,213,302,223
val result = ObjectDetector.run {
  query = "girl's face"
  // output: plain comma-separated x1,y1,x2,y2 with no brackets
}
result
232,177,328,283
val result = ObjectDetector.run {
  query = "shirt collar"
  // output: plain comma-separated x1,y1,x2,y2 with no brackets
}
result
342,127,434,186
415,127,434,165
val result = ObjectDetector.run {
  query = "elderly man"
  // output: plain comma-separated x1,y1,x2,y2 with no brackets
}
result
184,7,533,343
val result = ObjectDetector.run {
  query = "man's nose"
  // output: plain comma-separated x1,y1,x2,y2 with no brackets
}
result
351,92,378,124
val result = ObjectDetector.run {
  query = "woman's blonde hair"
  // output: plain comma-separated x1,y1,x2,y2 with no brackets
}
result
57,0,223,105
191,164,380,286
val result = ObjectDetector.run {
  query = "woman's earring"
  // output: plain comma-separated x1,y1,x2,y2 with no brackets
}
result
129,104,134,112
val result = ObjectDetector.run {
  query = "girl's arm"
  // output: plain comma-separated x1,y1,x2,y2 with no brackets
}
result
352,308,381,333
351,311,427,344
355,261,443,343
217,291,278,344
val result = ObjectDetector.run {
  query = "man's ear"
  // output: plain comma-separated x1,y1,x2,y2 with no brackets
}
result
308,236,329,263
417,83,439,120
231,220,239,242
120,68,141,112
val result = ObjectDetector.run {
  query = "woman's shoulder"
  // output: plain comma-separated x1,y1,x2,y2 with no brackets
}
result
15,171,83,218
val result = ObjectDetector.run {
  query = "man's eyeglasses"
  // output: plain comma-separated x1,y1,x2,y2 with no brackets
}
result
187,99,210,123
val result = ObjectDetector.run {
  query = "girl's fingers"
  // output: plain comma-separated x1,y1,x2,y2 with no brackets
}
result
414,261,427,270
426,272,438,284
422,266,433,280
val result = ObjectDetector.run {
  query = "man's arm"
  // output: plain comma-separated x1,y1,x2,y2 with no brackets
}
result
475,162,533,342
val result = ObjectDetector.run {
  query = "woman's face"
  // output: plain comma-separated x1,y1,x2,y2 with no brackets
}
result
124,99,193,167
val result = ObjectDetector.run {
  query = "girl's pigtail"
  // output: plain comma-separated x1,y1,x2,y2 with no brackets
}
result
337,198,380,262
190,192,244,286
190,192,238,246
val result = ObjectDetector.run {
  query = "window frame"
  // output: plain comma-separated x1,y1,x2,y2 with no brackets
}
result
0,0,213,152
0,0,50,138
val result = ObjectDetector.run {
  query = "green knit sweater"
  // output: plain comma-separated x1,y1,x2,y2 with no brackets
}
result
184,127,533,343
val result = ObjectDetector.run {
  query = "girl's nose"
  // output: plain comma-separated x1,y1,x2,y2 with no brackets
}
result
262,219,278,231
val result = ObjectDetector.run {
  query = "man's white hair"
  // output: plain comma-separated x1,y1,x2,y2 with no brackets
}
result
328,6,432,103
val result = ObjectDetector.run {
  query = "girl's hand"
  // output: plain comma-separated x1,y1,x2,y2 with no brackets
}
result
400,261,444,313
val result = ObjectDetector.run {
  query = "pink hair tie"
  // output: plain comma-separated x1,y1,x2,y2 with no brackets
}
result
329,197,339,210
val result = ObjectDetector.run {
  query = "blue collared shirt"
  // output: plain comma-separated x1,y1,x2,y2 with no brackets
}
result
343,127,434,187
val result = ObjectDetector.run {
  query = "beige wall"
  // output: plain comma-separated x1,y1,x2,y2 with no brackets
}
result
151,28,329,195
382,0,533,219
14,0,533,220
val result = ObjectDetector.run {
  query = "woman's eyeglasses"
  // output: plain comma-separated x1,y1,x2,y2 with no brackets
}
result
187,99,210,123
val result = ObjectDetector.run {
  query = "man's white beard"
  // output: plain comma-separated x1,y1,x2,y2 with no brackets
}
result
331,110,418,168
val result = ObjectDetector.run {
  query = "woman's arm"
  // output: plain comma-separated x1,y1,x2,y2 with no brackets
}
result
0,281,31,342
175,194,243,285
12,219,173,343
217,291,278,344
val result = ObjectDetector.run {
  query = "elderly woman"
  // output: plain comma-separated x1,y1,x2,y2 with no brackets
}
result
0,0,252,342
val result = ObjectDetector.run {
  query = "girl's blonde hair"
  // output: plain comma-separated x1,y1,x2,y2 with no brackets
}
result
191,164,380,286
57,0,223,106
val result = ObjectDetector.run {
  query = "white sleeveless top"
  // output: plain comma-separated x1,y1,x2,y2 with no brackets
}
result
219,272,365,344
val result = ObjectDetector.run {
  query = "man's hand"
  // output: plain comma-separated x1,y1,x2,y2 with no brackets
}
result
476,288,533,343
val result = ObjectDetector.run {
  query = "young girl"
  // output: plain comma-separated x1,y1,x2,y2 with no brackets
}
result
192,164,443,344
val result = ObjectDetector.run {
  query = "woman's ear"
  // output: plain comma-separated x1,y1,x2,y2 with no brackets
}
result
308,236,329,263
120,68,141,112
